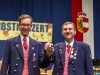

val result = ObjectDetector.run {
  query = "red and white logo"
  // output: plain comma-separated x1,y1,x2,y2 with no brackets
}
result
77,12,89,33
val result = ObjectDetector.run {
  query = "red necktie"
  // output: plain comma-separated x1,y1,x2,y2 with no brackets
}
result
23,38,28,50
63,45,71,75
67,45,71,53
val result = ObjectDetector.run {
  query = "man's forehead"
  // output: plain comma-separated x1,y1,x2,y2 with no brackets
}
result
63,24,73,27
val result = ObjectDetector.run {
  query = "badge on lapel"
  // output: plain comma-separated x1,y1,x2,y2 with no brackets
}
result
32,47,34,50
70,48,74,58
16,44,19,47
69,48,78,60
33,53,36,61
59,48,63,54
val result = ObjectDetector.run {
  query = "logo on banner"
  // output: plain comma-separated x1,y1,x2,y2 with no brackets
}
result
77,12,89,33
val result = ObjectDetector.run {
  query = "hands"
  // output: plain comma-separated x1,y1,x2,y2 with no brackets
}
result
44,42,54,57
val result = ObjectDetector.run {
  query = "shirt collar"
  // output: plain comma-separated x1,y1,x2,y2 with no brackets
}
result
20,34,29,42
65,40,74,48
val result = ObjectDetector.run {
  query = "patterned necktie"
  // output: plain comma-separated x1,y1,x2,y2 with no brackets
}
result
67,45,71,53
63,45,71,75
23,38,28,50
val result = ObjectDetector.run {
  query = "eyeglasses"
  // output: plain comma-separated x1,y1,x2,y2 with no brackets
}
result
20,24,32,27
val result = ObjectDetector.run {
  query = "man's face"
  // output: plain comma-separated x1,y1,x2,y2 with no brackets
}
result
62,24,76,40
18,18,32,37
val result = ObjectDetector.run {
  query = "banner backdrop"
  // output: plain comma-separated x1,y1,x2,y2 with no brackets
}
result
0,20,53,42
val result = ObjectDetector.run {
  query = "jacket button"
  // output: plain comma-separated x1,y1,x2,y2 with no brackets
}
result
33,60,34,62
71,62,74,64
33,66,36,68
14,70,16,73
73,68,75,71
57,73,59,75
59,66,61,69
15,64,18,66
17,58,19,60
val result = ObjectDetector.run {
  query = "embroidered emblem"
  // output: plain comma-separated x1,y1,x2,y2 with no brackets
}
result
32,47,34,50
16,44,19,47
69,48,78,60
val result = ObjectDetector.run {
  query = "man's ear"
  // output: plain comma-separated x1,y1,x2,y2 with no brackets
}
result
18,24,20,28
31,25,32,27
29,25,32,31
74,30,76,35
30,25,32,29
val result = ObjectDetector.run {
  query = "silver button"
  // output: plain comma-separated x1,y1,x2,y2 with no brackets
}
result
15,64,18,66
17,58,19,60
59,66,61,69
14,70,16,72
57,73,59,75
73,68,75,71
33,60,34,62
72,62,74,64
33,66,36,68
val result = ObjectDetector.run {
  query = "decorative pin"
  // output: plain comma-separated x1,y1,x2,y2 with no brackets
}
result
33,53,36,60
75,50,78,53
33,57,36,61
32,47,34,50
71,48,74,51
16,44,19,47
33,53,35,57
71,51,73,54
73,57,76,59
60,49,62,51
74,53,77,57
61,52,62,54
70,55,73,58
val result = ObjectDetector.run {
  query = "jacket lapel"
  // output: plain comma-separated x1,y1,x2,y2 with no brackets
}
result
28,37,36,59
68,40,79,63
14,35,24,60
58,42,66,68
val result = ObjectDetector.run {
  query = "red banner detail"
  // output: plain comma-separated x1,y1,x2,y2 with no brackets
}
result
71,0,83,41
83,18,88,22
83,27,88,33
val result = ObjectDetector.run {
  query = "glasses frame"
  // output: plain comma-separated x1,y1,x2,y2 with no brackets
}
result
19,24,32,27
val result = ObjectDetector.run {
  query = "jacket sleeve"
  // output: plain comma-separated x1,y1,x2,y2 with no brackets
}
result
84,44,94,75
38,42,51,68
1,40,11,75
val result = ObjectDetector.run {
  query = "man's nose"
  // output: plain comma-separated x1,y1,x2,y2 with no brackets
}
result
24,25,28,28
